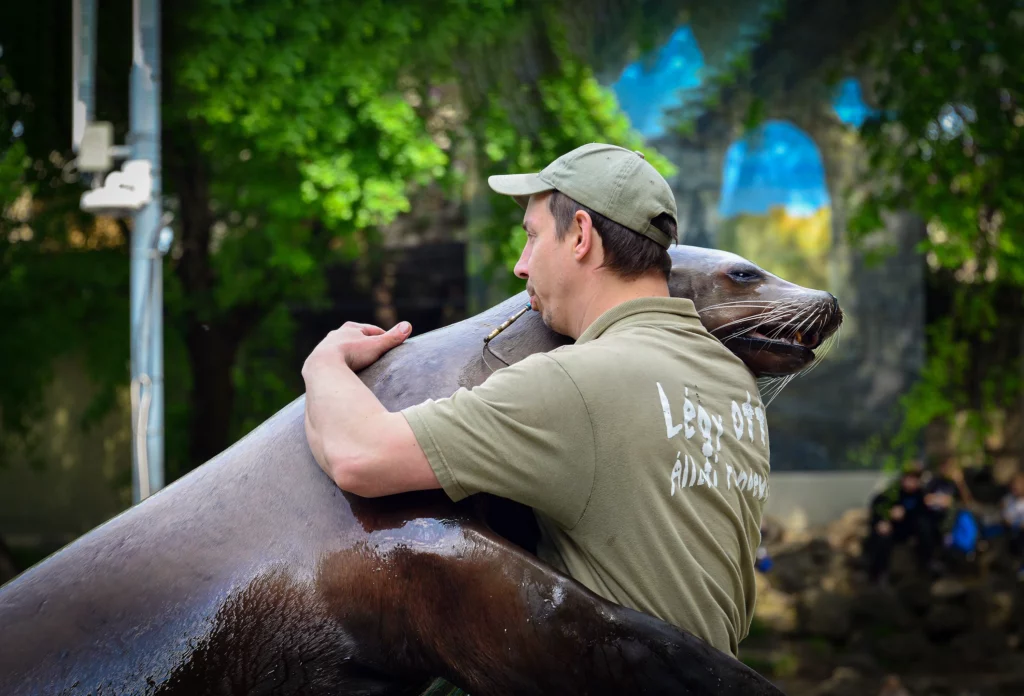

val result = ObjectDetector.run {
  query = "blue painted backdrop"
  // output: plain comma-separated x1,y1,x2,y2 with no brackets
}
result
610,28,877,219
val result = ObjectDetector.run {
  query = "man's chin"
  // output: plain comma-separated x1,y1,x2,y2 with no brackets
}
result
538,309,569,337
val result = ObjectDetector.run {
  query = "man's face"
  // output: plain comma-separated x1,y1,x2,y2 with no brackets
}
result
513,193,575,333
1010,475,1024,497
937,458,954,481
901,474,921,493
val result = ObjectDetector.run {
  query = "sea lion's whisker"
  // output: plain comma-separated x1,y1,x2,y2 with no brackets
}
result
716,308,792,329
766,316,798,340
700,299,778,308
758,376,787,406
703,307,788,323
698,304,779,317
763,374,796,406
702,299,800,317
801,328,840,377
786,304,824,342
756,376,777,402
718,318,778,341
714,304,799,337
789,311,819,342
721,311,800,343
698,300,777,314
770,378,790,405
765,308,809,340
809,329,840,369
721,314,792,342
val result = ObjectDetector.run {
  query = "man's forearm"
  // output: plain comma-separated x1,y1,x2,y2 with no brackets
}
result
301,322,439,497
302,350,440,497
303,355,390,483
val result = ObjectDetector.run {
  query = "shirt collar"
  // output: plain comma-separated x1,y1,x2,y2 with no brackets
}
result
575,297,701,345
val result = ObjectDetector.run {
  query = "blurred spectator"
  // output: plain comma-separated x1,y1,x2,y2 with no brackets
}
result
877,674,911,696
754,522,773,573
1001,472,1024,581
865,462,928,583
922,457,975,572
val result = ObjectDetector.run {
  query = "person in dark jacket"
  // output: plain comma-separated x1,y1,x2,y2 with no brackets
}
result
865,462,928,583
921,457,974,570
1002,472,1024,581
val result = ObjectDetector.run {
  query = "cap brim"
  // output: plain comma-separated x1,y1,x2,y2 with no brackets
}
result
487,173,553,210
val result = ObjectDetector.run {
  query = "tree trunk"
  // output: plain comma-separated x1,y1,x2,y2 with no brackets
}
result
169,138,267,471
0,533,19,585
183,321,242,466
373,258,398,328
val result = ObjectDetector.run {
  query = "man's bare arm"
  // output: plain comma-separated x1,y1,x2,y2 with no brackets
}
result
301,321,440,497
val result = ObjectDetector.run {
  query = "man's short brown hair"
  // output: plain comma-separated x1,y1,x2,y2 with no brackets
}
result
548,191,677,280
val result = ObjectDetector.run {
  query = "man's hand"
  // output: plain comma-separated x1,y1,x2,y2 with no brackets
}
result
889,505,905,522
304,321,412,375
300,318,438,498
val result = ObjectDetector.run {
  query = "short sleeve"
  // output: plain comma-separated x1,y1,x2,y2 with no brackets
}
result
401,353,596,530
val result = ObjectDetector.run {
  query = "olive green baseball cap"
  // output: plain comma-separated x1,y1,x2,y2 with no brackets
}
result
487,142,678,249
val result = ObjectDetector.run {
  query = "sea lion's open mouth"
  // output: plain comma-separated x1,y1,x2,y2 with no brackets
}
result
744,326,823,350
716,321,827,377
724,335,814,361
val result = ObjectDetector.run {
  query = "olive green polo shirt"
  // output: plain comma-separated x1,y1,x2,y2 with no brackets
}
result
401,297,771,655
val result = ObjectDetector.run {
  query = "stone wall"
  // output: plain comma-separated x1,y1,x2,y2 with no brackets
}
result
748,510,1024,696
651,108,926,471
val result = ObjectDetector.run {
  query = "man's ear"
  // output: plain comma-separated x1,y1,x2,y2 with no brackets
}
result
572,210,596,262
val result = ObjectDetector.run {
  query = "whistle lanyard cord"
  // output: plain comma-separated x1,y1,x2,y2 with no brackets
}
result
480,302,531,373
481,342,510,372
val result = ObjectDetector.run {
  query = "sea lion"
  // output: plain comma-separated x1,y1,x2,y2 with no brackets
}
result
0,246,840,695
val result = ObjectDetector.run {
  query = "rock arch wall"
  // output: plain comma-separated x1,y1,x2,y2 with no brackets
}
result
619,29,925,469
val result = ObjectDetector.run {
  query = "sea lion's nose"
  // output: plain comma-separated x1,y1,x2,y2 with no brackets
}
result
829,293,839,312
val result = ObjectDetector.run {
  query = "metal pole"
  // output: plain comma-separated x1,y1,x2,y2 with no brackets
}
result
129,0,164,503
71,0,97,153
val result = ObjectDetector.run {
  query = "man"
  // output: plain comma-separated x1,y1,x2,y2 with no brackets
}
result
1001,471,1024,581
865,462,928,583
302,143,771,656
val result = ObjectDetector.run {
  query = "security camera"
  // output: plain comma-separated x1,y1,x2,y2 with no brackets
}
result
80,160,152,216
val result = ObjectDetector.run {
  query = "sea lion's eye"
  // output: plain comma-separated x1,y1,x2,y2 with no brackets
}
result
728,268,762,282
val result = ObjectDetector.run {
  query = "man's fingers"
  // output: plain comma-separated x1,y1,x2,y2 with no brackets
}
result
339,321,386,336
357,324,386,336
383,321,412,346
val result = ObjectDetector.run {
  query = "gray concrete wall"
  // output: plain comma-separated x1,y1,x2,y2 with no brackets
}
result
0,359,132,553
764,470,889,531
652,112,926,471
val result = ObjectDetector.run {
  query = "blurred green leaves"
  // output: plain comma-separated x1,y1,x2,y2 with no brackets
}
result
848,0,1024,464
1,0,676,473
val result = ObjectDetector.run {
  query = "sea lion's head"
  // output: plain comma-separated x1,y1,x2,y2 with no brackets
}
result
669,245,844,379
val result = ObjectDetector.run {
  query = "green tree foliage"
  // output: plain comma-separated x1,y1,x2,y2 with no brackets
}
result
167,0,678,468
0,4,145,477
1,0,681,479
0,44,134,471
848,0,1024,463
0,61,26,204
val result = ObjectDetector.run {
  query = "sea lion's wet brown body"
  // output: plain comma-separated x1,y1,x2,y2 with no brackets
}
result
0,247,839,695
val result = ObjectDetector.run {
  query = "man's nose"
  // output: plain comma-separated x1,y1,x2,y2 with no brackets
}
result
514,253,529,280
